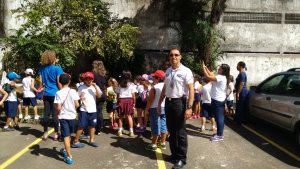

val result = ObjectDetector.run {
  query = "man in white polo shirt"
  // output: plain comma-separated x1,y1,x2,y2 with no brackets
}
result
158,47,194,169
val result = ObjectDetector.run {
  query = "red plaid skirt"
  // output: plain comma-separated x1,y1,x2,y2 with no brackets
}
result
117,98,134,117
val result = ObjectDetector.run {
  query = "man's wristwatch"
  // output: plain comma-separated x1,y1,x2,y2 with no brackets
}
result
187,105,192,109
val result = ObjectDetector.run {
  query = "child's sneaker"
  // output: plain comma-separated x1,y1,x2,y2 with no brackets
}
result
71,142,85,148
60,148,67,158
64,156,73,165
113,123,118,129
145,143,157,151
79,134,90,139
157,142,166,150
210,126,217,132
52,134,59,141
24,115,31,120
129,131,135,137
89,141,98,147
210,135,224,142
117,130,123,137
200,125,205,132
3,127,15,132
18,113,23,119
34,115,40,120
42,132,48,141
14,125,20,130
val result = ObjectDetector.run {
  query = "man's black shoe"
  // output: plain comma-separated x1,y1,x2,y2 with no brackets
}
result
172,160,185,169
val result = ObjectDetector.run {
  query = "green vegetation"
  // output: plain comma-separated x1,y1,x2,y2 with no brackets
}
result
170,0,227,73
1,0,140,77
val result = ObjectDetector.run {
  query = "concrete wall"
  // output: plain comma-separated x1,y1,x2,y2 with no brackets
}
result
1,0,300,85
217,53,300,86
226,0,300,12
221,23,300,53
104,0,180,50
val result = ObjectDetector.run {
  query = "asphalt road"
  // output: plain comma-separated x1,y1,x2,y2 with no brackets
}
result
0,116,299,169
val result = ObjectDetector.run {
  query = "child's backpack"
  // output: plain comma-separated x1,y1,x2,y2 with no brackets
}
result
2,83,14,93
139,90,148,102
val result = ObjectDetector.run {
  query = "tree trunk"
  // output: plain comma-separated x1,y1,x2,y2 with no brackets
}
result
203,0,227,69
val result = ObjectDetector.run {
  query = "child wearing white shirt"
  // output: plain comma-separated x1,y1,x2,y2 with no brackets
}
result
72,72,102,148
54,73,80,165
116,71,137,137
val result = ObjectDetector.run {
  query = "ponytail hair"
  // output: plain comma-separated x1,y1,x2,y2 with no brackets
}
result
238,61,247,71
119,70,132,88
220,64,230,87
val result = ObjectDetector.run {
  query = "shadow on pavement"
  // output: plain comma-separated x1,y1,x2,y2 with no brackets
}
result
225,117,300,167
19,126,43,138
29,145,62,162
110,135,156,160
186,123,213,139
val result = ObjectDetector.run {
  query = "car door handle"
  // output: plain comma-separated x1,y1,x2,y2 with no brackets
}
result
266,97,271,101
294,101,300,105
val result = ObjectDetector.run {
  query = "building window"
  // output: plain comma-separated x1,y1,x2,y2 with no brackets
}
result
223,12,281,24
285,13,300,24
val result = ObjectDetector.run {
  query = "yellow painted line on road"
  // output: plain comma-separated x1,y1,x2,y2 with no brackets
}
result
0,128,54,169
155,148,166,169
241,124,300,162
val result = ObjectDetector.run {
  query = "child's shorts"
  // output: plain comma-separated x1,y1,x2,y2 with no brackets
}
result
106,100,117,113
60,119,75,138
78,111,97,128
194,93,201,102
201,103,212,118
4,101,18,117
23,97,37,106
226,100,234,109
135,97,147,109
149,108,167,135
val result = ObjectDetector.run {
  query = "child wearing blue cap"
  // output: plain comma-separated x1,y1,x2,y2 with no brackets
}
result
3,71,21,131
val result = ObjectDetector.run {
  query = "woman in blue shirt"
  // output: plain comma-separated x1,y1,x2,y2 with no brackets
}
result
38,50,63,140
234,61,249,124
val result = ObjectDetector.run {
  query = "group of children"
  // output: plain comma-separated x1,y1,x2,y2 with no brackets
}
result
1,65,237,164
1,68,169,165
192,74,235,132
1,69,40,132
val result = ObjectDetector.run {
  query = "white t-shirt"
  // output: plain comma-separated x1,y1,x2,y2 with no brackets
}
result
226,82,234,101
211,75,227,102
201,83,212,104
54,88,80,119
22,76,36,98
136,84,144,94
165,64,194,98
194,81,201,93
78,84,102,113
150,82,165,109
116,83,137,98
6,81,17,102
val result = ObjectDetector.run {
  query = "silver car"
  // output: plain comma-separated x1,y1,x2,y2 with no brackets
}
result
248,68,300,147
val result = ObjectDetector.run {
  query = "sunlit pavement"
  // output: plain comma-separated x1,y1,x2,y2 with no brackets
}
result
0,117,299,169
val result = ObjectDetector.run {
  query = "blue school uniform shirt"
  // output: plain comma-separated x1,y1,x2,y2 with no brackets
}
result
235,72,247,90
38,64,63,96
